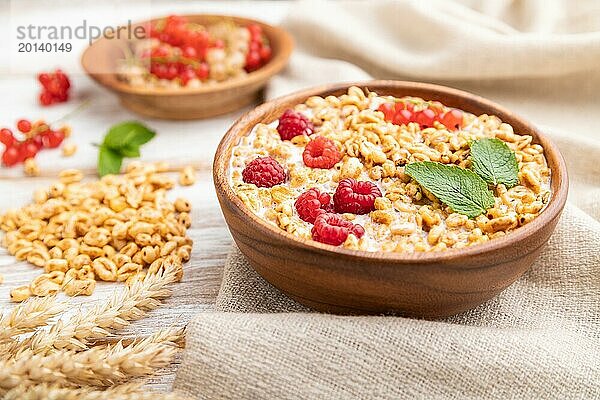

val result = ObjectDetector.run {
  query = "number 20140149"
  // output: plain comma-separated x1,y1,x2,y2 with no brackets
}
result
18,42,72,53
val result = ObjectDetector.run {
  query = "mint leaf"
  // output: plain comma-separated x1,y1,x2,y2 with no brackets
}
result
405,161,495,218
470,138,519,187
116,143,141,158
98,145,123,177
103,121,155,151
96,121,156,177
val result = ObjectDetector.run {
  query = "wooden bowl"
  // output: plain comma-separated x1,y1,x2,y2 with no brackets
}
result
81,15,293,120
213,80,569,318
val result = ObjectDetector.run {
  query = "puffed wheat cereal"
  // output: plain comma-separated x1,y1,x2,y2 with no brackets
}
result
229,87,552,253
0,162,194,301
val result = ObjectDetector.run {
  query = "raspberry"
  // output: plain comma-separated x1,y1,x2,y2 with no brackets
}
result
311,213,365,246
276,109,313,140
302,136,341,169
242,156,286,188
294,188,332,223
333,178,382,215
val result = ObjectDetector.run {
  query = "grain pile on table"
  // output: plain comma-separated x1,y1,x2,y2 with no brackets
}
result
0,161,193,302
0,162,195,399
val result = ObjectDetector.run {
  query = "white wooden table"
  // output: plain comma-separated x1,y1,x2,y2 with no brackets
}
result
0,1,289,391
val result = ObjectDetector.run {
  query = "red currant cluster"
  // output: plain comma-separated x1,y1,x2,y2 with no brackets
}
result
378,100,464,130
149,15,212,61
146,16,212,84
245,24,272,72
0,119,67,167
148,54,210,85
38,70,71,106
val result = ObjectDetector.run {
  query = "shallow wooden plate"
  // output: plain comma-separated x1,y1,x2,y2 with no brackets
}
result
213,80,569,318
81,15,293,120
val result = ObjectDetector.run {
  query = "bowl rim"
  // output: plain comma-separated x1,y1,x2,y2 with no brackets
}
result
80,14,294,96
214,80,569,263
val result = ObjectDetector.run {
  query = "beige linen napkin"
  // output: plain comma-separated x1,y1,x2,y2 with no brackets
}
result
174,1,600,398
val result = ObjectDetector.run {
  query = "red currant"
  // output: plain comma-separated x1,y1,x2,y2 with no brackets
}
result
195,63,210,80
249,41,261,52
393,109,413,125
17,119,32,133
182,46,197,59
414,109,436,128
165,63,179,79
2,146,19,167
377,103,395,121
42,130,64,148
0,128,15,147
32,134,44,149
19,141,39,160
259,46,272,62
179,67,197,85
428,101,444,115
39,91,53,106
247,24,263,41
38,69,71,106
440,109,463,130
38,73,51,86
245,51,261,72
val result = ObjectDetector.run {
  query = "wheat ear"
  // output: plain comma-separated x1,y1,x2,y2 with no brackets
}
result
4,382,188,400
0,296,64,345
10,264,181,355
0,326,184,394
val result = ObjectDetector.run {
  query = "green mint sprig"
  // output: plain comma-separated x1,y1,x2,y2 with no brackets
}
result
470,138,519,187
405,161,495,218
97,121,156,176
404,137,519,218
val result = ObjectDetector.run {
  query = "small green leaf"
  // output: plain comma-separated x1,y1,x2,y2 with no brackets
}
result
96,121,156,177
103,121,156,150
97,145,123,177
116,143,141,158
470,138,519,187
405,161,495,218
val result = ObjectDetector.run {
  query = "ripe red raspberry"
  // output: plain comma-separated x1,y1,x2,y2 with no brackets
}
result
276,109,313,140
311,213,365,246
294,188,332,223
242,156,286,188
333,178,382,215
302,136,341,169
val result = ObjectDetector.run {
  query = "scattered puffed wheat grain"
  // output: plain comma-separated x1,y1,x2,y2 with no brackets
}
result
23,159,40,177
179,166,196,186
61,143,77,157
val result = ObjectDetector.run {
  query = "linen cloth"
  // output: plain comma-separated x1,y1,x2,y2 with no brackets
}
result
174,1,600,398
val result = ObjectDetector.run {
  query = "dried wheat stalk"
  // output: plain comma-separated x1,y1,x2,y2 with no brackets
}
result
7,264,181,356
0,296,64,345
4,382,188,400
0,326,185,394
